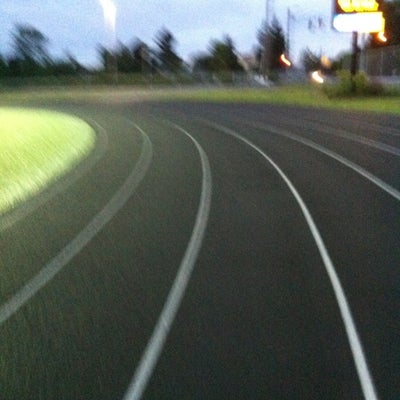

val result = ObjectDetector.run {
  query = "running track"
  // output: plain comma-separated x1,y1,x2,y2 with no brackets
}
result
0,98,399,400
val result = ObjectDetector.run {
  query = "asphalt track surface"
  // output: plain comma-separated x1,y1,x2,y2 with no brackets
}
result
0,96,399,400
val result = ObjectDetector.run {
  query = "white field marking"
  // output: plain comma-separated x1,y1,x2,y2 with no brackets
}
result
0,122,153,326
245,120,400,202
203,120,379,400
0,119,109,232
122,122,212,400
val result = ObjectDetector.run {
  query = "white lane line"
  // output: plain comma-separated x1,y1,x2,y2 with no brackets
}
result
0,119,109,232
0,122,153,326
296,119,400,157
122,123,212,400
203,120,379,400
245,120,400,202
316,118,400,138
235,109,400,155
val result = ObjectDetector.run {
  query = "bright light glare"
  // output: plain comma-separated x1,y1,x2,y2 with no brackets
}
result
321,56,332,69
311,70,325,84
98,0,117,33
280,54,292,67
333,12,385,33
377,31,387,42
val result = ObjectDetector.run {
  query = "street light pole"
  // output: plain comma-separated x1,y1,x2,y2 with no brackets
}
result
261,0,274,78
266,0,275,26
286,8,295,60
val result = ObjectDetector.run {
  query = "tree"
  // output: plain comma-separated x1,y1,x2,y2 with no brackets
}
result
11,24,50,65
192,52,213,72
208,36,243,72
10,24,51,76
0,54,8,77
154,28,182,72
116,42,137,73
98,39,153,74
98,45,114,72
48,52,85,76
132,41,154,74
301,48,321,73
192,36,243,74
257,18,286,73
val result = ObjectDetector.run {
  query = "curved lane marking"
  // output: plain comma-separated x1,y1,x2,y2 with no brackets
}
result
229,117,400,202
0,119,109,232
203,120,378,400
304,117,400,139
251,121,400,202
0,122,153,326
122,122,212,400
288,118,400,157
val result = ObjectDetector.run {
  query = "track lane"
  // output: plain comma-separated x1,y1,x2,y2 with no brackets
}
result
135,114,367,399
149,102,400,191
199,107,400,400
129,102,399,400
1,100,399,400
202,119,378,400
236,120,400,200
123,122,212,400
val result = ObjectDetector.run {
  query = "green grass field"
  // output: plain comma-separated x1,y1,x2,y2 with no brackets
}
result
157,85,400,115
0,108,95,215
1,84,399,114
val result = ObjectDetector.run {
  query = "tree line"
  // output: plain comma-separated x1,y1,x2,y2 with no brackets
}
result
0,20,288,81
1,1,399,81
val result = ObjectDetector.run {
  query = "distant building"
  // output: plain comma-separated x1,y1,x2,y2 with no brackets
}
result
237,54,258,72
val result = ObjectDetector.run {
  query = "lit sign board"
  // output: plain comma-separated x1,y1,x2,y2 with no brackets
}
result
335,0,381,13
333,0,385,32
333,12,385,32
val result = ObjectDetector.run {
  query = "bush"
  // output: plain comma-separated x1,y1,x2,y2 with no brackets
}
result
323,70,385,98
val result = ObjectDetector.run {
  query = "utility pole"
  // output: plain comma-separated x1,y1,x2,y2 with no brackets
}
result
266,0,274,26
286,8,296,60
261,0,274,78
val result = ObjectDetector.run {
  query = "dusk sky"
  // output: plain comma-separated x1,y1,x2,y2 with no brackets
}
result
0,1,354,68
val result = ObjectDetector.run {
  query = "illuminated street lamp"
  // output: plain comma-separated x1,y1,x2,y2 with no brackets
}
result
99,0,117,42
311,70,325,84
376,31,387,43
98,0,118,80
280,53,292,67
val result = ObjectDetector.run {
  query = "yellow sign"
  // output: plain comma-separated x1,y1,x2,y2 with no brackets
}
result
337,0,380,13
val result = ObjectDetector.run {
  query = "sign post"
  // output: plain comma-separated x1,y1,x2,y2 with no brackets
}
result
332,0,385,87
350,31,359,77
